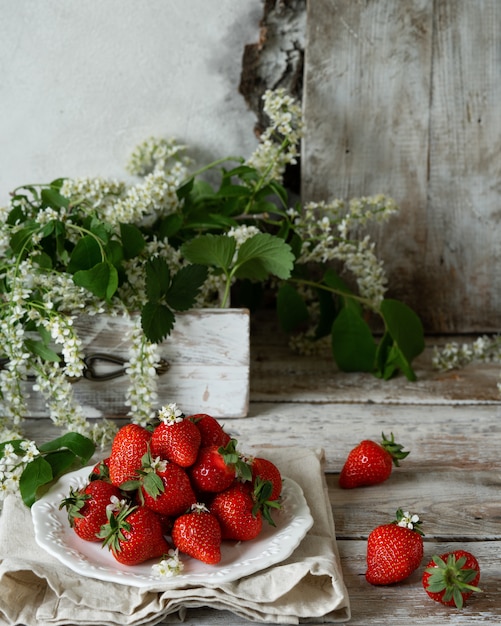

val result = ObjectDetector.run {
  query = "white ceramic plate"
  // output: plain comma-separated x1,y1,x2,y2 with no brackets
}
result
32,465,313,588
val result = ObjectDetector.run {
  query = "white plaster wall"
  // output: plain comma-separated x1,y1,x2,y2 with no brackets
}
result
0,0,262,204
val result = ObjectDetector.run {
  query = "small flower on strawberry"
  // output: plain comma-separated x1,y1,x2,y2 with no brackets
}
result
422,550,481,608
150,405,201,467
365,509,424,585
339,432,409,489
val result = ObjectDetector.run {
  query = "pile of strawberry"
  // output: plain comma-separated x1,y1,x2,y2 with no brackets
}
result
338,433,482,609
59,405,282,568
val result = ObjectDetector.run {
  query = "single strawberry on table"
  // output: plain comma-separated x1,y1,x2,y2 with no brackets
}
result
422,550,481,608
366,509,424,585
339,432,409,488
59,479,123,542
171,503,222,565
98,499,171,566
108,423,152,487
150,403,201,467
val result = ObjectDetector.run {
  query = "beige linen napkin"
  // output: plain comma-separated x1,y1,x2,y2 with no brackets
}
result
0,446,350,625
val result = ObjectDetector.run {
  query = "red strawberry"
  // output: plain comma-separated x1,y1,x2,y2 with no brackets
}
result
108,423,152,487
211,482,263,541
99,501,171,566
189,413,231,447
89,457,110,482
250,456,282,500
171,503,222,564
339,432,409,488
121,452,197,517
150,405,201,467
366,509,424,585
59,479,123,542
422,550,481,608
189,439,249,493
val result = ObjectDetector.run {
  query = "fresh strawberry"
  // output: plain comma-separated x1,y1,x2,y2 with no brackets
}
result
339,432,409,488
211,482,263,541
189,439,250,493
150,404,201,467
422,550,481,608
99,500,171,566
250,456,282,500
189,413,231,447
108,423,152,487
171,503,222,564
59,479,123,542
89,457,111,482
121,452,197,517
366,509,424,585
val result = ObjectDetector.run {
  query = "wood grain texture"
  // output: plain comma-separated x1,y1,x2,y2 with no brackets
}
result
20,309,250,419
303,0,501,333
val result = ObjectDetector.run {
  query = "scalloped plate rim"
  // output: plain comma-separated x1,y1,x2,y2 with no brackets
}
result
31,464,313,588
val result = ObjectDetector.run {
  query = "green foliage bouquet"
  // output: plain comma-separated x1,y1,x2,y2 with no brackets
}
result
0,88,424,448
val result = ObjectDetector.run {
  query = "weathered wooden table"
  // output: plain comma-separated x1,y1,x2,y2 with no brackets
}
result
22,319,501,624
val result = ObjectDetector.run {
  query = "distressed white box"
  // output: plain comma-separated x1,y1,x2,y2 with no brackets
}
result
23,308,250,419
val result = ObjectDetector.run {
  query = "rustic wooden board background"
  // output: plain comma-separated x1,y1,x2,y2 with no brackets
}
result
302,0,501,333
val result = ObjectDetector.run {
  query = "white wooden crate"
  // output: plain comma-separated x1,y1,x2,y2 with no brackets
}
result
21,308,250,419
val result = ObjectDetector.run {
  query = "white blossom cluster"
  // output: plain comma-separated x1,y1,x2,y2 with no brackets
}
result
432,336,501,371
125,318,161,426
0,440,39,502
246,88,303,184
290,195,397,311
126,137,191,177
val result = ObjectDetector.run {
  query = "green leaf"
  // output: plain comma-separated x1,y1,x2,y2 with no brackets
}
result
67,235,102,273
233,233,294,281
41,187,69,210
380,299,425,363
19,456,53,507
39,432,95,464
43,449,80,480
145,258,171,302
331,307,376,372
141,302,175,343
120,223,145,259
10,224,39,255
158,213,183,239
73,262,118,301
181,234,236,272
276,284,309,332
24,337,60,363
166,265,208,311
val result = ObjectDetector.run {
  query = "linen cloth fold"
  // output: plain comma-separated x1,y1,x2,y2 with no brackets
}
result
0,446,350,625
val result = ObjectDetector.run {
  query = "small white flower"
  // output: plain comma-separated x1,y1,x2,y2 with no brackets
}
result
158,403,183,425
397,511,420,530
106,495,128,515
152,548,184,578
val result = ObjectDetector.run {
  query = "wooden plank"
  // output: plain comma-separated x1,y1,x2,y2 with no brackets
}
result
303,0,433,324
303,0,501,333
426,0,501,331
19,309,250,419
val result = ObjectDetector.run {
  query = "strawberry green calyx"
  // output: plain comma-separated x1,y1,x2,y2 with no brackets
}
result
119,451,166,501
59,488,90,526
252,477,281,526
220,439,253,482
98,500,136,554
424,553,482,609
380,432,409,467
394,509,424,536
